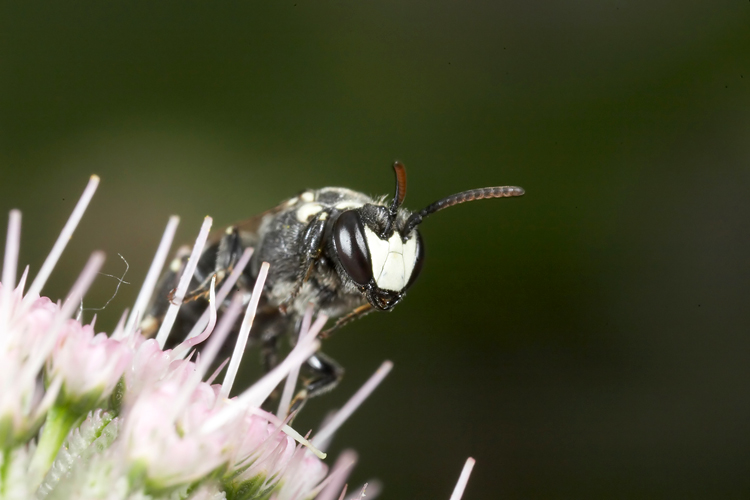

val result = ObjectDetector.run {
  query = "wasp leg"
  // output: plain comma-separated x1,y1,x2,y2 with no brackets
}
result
140,246,191,336
319,303,374,339
261,328,281,373
289,352,344,414
215,226,245,274
280,213,329,313
180,277,214,303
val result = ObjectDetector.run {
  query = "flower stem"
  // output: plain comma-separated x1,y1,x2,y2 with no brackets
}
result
0,449,10,496
29,404,81,486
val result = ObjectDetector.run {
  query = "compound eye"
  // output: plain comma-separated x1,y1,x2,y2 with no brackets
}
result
333,210,373,286
406,230,424,289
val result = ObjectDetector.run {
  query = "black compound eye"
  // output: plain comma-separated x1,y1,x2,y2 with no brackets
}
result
406,230,424,289
333,210,373,286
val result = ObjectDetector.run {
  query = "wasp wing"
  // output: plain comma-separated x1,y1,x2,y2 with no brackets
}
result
208,201,289,247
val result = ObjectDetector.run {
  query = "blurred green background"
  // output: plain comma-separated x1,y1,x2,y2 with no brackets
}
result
2,1,750,497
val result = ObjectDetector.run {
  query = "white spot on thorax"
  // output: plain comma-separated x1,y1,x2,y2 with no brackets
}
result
296,203,323,223
169,257,182,273
364,227,419,291
284,196,299,207
300,191,315,202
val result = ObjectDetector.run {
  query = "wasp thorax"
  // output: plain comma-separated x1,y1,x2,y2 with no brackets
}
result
332,208,424,310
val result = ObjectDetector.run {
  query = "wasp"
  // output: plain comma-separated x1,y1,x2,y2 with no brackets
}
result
142,162,524,411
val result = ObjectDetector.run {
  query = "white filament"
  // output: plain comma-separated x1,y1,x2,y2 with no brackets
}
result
2,210,21,290
155,216,212,348
182,246,254,345
0,210,21,335
110,308,129,339
279,424,327,460
22,251,105,387
124,215,179,338
348,481,381,500
193,292,243,381
219,261,269,399
312,360,393,449
26,175,100,300
203,337,320,433
167,280,219,422
314,450,358,500
448,457,476,500
206,357,230,385
277,304,314,419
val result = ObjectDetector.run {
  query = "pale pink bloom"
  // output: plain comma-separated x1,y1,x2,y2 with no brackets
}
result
273,448,330,500
0,177,479,500
0,283,61,446
228,410,312,495
49,319,132,404
121,382,230,487
125,337,174,396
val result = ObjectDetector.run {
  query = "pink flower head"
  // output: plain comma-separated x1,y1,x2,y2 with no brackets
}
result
122,381,230,488
125,338,181,397
49,319,133,406
0,283,61,446
228,410,302,491
272,446,329,500
0,178,479,500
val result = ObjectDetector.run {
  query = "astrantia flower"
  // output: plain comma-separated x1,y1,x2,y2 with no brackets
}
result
50,318,133,408
0,282,59,450
0,175,478,500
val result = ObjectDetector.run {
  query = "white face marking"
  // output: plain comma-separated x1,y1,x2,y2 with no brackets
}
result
296,203,323,223
300,191,315,202
335,200,365,211
364,227,418,292
402,233,418,283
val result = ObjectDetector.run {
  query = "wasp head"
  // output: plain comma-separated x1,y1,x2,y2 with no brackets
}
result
330,203,424,311
329,161,523,312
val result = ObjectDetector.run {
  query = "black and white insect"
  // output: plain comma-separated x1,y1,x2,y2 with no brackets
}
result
142,162,524,411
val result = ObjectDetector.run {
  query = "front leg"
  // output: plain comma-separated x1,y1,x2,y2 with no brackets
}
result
289,351,344,414
319,303,374,339
279,212,329,313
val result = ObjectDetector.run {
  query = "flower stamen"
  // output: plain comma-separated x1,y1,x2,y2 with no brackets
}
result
182,246,254,346
313,360,393,450
313,449,358,500
219,261,270,399
1,210,21,331
203,337,320,433
277,303,314,419
123,215,180,338
156,216,212,348
22,251,105,385
26,175,99,301
449,457,476,500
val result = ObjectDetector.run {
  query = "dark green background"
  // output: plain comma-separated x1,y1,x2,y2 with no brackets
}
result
2,1,749,498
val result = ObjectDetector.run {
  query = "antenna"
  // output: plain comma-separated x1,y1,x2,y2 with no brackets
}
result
402,185,524,236
381,161,408,237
